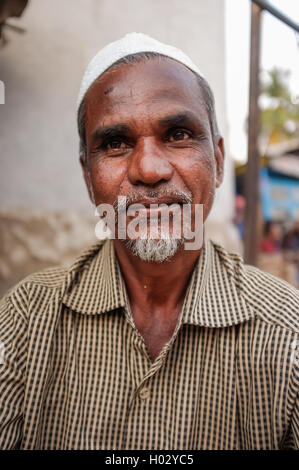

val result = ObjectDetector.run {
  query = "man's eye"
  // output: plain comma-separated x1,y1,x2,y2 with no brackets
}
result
168,129,191,142
106,139,127,150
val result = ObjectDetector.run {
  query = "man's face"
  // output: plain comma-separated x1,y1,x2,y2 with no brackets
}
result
82,58,224,258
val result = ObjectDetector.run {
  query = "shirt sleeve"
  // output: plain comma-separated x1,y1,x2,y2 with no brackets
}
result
284,393,299,449
290,392,299,449
283,355,299,450
0,293,28,449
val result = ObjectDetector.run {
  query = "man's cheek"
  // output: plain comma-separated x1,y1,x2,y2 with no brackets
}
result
190,169,214,201
92,175,115,204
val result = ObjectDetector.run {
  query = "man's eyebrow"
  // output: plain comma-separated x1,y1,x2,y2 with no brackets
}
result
90,123,130,143
158,112,201,128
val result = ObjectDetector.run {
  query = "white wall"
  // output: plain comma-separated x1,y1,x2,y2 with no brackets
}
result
0,0,234,222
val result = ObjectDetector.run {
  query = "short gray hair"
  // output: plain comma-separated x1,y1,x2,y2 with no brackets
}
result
78,51,220,163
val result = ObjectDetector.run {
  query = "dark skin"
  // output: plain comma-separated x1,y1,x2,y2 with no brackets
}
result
81,58,225,361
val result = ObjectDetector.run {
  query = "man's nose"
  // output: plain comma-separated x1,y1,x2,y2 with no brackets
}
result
127,137,173,186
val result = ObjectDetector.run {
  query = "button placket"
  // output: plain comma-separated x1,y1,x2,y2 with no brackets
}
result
138,386,150,400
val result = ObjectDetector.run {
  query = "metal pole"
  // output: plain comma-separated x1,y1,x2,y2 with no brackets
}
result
244,2,262,265
251,0,299,32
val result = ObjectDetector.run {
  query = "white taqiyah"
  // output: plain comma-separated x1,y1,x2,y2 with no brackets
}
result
77,32,204,110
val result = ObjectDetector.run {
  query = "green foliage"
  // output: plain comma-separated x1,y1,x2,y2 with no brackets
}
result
259,67,299,143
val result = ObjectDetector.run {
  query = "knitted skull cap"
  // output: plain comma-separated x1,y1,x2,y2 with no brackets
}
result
77,32,204,110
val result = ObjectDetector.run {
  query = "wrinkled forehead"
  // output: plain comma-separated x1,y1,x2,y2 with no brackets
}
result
84,57,207,121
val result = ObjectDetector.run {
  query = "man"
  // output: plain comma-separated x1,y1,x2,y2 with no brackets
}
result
0,33,298,450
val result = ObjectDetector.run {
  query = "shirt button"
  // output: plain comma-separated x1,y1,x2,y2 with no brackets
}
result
139,387,150,399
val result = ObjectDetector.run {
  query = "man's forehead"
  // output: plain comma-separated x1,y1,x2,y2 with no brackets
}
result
85,57,205,112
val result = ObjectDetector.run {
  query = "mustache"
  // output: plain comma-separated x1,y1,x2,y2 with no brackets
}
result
112,189,193,214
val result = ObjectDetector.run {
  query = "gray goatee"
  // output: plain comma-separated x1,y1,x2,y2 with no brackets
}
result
118,189,192,263
125,236,184,263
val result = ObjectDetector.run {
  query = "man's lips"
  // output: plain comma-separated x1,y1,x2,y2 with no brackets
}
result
127,197,184,207
126,198,184,218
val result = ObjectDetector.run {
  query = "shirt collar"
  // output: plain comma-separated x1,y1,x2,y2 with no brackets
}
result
62,237,254,328
62,239,127,315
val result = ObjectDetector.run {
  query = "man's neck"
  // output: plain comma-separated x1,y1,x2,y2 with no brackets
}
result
113,238,203,361
113,239,202,323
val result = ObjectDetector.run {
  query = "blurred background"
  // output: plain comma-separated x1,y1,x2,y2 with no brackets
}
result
0,0,298,295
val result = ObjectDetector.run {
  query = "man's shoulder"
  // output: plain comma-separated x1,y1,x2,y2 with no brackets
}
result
210,240,299,333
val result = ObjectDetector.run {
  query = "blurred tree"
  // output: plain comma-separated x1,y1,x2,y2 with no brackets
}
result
259,67,299,144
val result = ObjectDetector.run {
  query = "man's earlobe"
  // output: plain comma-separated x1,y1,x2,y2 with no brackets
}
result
215,137,225,188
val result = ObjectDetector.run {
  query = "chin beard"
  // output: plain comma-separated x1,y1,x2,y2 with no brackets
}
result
124,235,184,263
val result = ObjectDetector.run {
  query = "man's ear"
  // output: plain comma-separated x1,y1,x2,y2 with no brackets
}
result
80,154,94,203
214,136,225,188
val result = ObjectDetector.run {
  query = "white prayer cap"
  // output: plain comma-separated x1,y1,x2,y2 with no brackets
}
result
77,32,204,110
